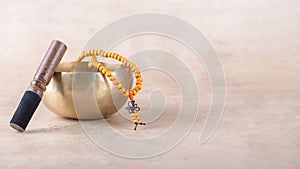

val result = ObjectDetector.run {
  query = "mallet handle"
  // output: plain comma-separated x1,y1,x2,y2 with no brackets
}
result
28,40,67,97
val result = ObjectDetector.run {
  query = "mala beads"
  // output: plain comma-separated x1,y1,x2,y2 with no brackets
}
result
75,50,145,130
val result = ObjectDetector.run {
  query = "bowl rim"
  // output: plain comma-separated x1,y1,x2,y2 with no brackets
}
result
55,61,128,73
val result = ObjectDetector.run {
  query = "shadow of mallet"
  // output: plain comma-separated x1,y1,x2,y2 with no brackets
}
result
9,40,67,132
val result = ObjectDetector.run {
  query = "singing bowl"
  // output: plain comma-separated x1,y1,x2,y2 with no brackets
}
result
42,61,133,120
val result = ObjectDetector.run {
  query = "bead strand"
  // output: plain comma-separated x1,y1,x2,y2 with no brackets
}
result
76,49,143,99
74,49,145,129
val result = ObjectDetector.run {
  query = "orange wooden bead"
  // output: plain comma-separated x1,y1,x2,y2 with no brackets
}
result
109,75,115,81
136,84,142,90
129,90,134,100
116,83,123,89
104,52,108,57
112,80,119,85
101,69,107,75
134,87,140,92
123,90,129,96
131,113,137,118
135,73,141,78
86,50,91,56
119,87,126,93
115,55,120,60
132,89,137,96
105,71,112,77
96,63,101,69
99,66,104,72
132,67,137,72
113,53,118,59
96,50,101,55
137,77,143,82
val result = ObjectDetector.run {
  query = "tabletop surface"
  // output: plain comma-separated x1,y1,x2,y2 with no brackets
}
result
0,1,299,169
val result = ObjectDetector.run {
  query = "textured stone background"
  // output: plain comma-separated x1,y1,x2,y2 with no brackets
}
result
0,0,299,169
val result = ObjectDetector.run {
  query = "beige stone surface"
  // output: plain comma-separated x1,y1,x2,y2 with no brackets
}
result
0,0,299,169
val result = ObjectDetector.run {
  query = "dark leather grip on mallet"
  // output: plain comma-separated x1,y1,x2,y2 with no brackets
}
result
9,40,67,132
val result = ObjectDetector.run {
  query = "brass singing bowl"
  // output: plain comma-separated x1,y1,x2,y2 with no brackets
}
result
42,61,133,120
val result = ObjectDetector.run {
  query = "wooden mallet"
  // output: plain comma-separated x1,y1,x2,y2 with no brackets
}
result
9,40,67,132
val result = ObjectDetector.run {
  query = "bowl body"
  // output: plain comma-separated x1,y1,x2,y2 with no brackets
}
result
43,62,133,120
